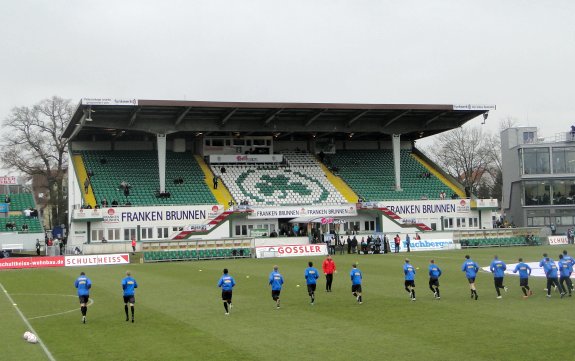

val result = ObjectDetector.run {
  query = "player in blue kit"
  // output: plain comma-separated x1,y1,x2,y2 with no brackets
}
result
350,263,363,304
304,261,319,305
404,259,416,301
562,250,575,292
74,271,92,324
539,253,555,292
428,259,442,299
489,256,508,299
269,265,284,309
543,257,565,298
462,255,479,300
558,254,573,297
122,271,138,322
512,258,532,298
217,268,236,315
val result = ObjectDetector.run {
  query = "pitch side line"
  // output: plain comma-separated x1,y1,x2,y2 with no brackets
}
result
0,283,56,361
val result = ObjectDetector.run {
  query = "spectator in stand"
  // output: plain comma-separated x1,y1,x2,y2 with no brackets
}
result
84,177,90,194
36,239,41,256
21,224,29,232
4,195,10,204
111,199,119,207
24,208,32,217
101,198,108,207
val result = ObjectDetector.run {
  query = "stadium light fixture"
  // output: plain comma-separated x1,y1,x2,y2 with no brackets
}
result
85,106,94,122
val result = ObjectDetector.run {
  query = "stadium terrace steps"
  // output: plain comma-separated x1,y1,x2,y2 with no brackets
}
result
79,151,217,207
459,236,537,247
1,193,36,211
411,151,465,198
211,151,347,206
195,155,234,209
326,150,455,202
317,161,358,203
0,193,43,233
0,214,43,233
73,154,97,207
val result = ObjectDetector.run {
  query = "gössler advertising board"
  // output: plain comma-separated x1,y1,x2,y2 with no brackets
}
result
0,254,130,270
256,244,328,259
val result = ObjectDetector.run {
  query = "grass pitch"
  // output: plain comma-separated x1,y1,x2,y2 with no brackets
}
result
1,245,573,361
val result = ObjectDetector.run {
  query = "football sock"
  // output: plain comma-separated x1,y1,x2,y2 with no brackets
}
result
358,295,362,302
224,302,229,312
81,306,87,316
405,287,410,293
125,305,129,319
435,288,440,297
496,288,501,296
411,290,415,299
522,287,527,296
429,285,435,292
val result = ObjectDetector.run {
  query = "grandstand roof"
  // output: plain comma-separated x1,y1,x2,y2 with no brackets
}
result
64,99,494,141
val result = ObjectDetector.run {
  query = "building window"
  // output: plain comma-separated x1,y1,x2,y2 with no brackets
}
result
141,227,154,240
524,181,551,205
364,220,375,231
523,132,535,144
124,228,137,241
235,225,249,236
527,216,549,226
551,180,575,204
552,147,575,174
522,148,550,174
107,228,121,241
91,229,104,242
157,227,169,239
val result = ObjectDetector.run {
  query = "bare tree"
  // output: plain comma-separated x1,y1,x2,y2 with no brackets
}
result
424,126,496,197
0,96,73,227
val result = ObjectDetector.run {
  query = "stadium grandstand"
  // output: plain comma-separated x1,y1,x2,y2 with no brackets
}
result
56,98,539,260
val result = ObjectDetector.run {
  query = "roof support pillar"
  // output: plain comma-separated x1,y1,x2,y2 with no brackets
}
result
393,134,402,191
157,133,167,193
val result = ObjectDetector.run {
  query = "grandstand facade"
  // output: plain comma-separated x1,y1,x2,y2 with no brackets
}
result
64,98,499,253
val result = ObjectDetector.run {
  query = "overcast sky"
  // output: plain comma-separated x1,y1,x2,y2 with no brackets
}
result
1,0,574,161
